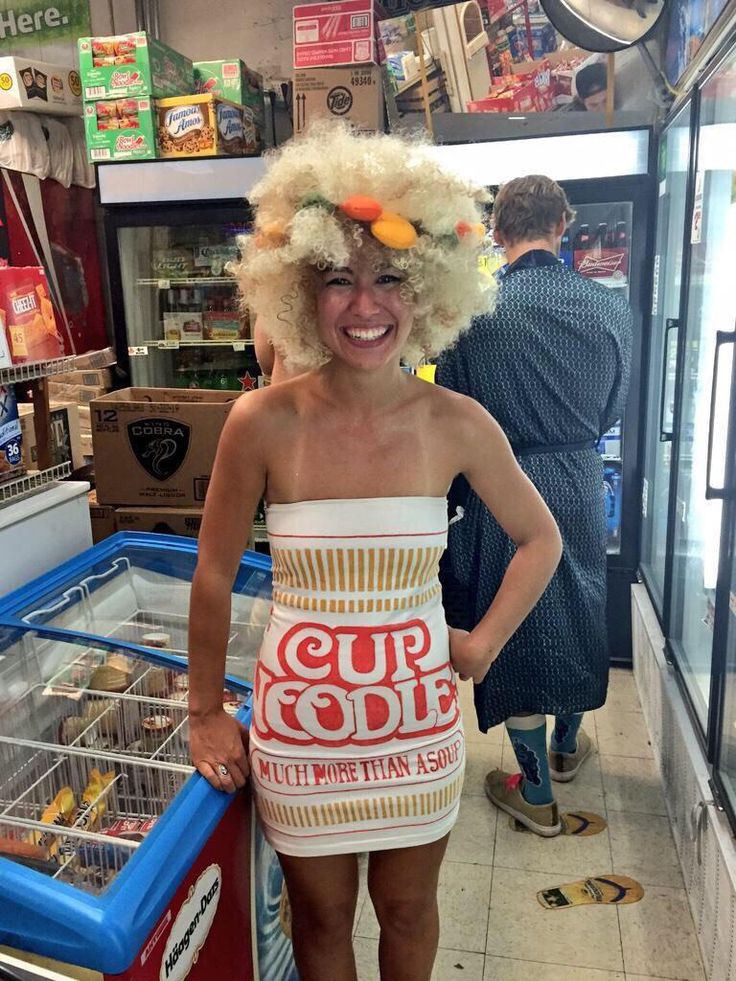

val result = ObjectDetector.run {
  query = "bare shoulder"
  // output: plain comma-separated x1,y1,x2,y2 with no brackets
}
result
226,377,302,434
424,379,497,430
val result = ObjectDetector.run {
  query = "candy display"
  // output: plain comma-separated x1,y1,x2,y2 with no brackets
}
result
83,97,157,163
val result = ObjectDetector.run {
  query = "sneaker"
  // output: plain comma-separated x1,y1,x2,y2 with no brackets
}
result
484,770,561,837
549,729,594,783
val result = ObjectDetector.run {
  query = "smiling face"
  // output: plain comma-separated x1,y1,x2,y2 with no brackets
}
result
315,248,414,372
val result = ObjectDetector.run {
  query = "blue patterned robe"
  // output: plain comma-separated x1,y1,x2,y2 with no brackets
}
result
436,251,632,730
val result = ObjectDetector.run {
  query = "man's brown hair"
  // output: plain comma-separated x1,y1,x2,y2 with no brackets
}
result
493,175,576,245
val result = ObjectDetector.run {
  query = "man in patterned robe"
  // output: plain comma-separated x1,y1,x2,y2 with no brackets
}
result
437,176,632,836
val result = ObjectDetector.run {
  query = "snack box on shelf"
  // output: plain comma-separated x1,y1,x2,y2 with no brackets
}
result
193,59,264,147
0,383,23,485
0,266,64,365
0,56,82,115
78,31,194,101
156,94,254,158
83,96,157,163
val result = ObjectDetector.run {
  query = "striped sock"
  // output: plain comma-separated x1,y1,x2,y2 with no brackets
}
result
506,714,553,806
551,713,584,754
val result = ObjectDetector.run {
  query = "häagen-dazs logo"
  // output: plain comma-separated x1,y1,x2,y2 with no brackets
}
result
160,863,221,981
127,417,191,481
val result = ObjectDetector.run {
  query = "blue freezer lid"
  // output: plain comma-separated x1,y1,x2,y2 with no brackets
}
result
0,532,272,687
0,623,252,974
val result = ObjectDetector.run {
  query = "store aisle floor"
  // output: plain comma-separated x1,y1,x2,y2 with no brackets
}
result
351,669,706,981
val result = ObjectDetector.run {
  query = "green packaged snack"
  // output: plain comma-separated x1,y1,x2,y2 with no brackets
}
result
83,97,158,163
193,59,263,152
78,32,194,100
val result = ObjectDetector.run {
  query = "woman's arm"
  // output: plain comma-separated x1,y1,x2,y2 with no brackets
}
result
448,397,562,683
188,393,268,791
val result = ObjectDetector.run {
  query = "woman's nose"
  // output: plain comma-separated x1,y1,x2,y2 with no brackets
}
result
349,284,381,316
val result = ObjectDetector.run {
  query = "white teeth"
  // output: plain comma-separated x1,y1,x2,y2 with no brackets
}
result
345,326,390,340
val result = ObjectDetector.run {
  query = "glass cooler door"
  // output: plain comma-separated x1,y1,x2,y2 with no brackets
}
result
640,102,693,616
114,214,261,391
562,200,633,555
669,45,736,733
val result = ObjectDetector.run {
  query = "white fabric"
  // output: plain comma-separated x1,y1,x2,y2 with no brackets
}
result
63,116,96,189
37,114,73,188
0,111,49,180
250,497,464,856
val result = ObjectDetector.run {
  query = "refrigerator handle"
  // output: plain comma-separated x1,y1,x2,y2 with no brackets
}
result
705,330,736,501
659,318,678,442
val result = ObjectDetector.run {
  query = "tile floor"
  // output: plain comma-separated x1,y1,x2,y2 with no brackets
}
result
351,668,707,981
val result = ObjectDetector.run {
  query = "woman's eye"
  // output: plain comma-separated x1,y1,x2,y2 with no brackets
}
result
377,274,403,286
325,276,352,287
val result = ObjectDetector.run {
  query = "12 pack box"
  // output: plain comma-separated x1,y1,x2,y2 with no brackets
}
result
78,31,193,100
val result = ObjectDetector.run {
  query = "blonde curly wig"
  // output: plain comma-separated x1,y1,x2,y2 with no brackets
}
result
236,123,496,369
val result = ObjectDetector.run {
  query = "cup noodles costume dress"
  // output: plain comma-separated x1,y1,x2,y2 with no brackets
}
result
249,497,465,856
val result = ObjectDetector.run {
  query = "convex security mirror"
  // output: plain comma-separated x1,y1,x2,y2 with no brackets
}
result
540,0,666,52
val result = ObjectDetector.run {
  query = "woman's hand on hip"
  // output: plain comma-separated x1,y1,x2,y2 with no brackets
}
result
189,709,250,793
448,626,498,684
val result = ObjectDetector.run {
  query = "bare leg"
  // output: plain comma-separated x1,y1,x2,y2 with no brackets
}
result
278,851,360,981
368,834,450,981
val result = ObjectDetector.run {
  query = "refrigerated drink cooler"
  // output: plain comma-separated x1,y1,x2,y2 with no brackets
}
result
0,533,272,687
0,541,297,980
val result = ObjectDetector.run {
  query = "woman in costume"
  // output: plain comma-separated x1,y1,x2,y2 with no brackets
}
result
187,125,562,981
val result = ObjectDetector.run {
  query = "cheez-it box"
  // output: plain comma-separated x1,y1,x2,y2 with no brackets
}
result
293,0,386,69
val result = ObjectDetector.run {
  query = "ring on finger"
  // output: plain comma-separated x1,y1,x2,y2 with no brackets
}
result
217,763,229,778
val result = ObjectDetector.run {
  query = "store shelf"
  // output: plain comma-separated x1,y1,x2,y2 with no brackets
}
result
601,454,622,462
0,462,72,507
137,277,236,288
0,355,77,386
131,339,253,355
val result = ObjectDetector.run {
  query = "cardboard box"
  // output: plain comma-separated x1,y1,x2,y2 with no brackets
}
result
47,381,108,404
78,32,194,101
88,490,116,544
193,59,264,148
53,368,113,388
72,347,116,370
157,94,253,158
91,387,239,507
80,432,93,456
115,506,204,539
0,57,82,116
294,65,384,134
293,0,385,69
0,266,64,365
468,60,554,113
18,401,83,472
83,97,157,163
163,312,203,342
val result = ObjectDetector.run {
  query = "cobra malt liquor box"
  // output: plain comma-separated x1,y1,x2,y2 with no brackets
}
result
88,489,116,542
294,65,384,134
91,387,240,507
77,32,194,101
83,97,157,163
0,56,82,115
156,94,252,158
115,505,204,538
293,0,387,68
193,59,264,150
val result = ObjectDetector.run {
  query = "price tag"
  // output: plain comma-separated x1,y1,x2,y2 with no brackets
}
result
161,340,180,350
128,346,149,357
232,341,246,352
158,279,171,290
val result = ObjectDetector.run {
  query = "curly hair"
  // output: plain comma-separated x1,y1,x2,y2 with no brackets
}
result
235,123,496,369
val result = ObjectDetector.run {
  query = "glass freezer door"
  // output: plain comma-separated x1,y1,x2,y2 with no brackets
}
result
562,201,633,555
118,219,259,390
669,47,736,732
640,102,692,615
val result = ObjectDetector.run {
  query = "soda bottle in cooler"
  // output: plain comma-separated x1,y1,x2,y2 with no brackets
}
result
594,223,608,253
559,230,573,268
